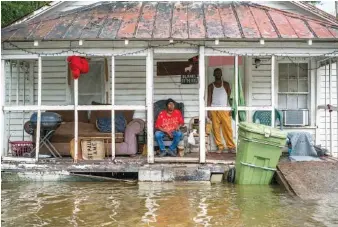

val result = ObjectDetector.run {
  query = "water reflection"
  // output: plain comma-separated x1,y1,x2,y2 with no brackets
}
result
2,182,338,227
193,197,212,226
139,183,161,225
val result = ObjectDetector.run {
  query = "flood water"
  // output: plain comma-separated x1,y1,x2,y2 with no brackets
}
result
1,182,338,227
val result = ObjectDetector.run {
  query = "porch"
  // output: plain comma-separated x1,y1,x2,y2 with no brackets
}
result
1,42,337,166
1,152,236,182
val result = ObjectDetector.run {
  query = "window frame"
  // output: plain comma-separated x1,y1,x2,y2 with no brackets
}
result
67,58,108,105
276,59,311,126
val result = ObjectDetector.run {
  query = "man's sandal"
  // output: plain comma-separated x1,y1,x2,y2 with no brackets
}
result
216,149,223,154
228,148,236,154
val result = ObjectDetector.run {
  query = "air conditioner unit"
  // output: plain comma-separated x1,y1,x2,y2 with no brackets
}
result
284,110,309,126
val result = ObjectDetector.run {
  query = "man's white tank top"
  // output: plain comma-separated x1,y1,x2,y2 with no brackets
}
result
211,83,228,107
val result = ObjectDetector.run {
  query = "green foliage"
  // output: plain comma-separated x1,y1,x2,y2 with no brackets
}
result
305,1,322,6
1,1,50,27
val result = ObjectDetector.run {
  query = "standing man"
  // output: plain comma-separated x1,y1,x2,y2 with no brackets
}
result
155,99,184,157
207,68,236,153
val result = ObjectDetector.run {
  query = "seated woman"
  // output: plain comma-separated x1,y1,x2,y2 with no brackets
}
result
155,98,184,157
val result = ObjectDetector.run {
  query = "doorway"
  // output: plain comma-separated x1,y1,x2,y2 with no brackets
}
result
70,59,106,105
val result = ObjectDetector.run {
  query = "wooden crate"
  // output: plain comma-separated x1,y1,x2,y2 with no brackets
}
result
70,137,110,160
81,139,105,160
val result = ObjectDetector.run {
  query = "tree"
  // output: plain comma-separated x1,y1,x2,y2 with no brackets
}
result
1,1,50,27
305,1,322,6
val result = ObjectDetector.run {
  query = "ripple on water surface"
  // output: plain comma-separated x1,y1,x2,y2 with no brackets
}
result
2,182,338,227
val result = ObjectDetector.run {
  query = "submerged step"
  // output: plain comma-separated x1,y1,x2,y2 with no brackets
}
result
138,167,211,182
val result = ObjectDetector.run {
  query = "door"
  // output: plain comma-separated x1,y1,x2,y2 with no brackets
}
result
71,60,105,105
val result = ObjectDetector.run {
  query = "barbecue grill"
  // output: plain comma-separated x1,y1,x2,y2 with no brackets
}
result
30,112,62,131
24,112,63,158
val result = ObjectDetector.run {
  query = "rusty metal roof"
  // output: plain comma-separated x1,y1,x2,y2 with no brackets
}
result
291,1,338,26
2,1,338,42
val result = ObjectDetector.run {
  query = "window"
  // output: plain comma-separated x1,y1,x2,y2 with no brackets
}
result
278,63,309,110
278,63,310,126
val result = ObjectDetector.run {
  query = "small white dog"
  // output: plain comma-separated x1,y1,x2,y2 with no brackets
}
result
185,64,193,73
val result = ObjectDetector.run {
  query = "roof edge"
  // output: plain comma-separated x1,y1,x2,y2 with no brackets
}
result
291,1,338,26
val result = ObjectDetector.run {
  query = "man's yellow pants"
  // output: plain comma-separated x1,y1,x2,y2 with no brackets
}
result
210,111,236,150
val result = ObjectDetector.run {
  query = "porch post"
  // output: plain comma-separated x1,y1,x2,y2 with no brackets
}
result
29,61,34,105
310,59,316,127
234,55,239,146
271,56,275,127
74,78,79,163
336,59,338,157
7,61,12,156
324,64,327,149
199,46,206,163
0,60,5,158
146,48,154,164
329,59,333,156
35,56,42,162
111,56,115,160
16,60,20,105
315,60,321,145
244,56,252,122
9,60,12,105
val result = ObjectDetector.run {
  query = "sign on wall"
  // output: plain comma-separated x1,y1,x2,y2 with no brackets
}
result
157,56,199,84
181,74,198,84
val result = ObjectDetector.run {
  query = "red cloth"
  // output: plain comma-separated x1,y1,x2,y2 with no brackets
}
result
155,110,184,132
67,56,89,79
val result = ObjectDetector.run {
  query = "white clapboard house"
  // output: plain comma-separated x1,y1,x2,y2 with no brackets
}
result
1,1,337,164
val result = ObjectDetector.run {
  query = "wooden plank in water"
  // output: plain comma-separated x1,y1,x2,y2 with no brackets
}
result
277,161,338,199
69,173,136,183
275,167,297,197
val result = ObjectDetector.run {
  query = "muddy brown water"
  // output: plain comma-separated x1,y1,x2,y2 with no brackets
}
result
1,182,338,227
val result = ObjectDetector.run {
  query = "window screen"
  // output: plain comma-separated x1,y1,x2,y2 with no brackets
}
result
278,63,309,110
70,61,105,105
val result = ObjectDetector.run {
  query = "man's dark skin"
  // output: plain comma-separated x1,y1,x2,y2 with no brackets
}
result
156,102,183,139
207,68,231,119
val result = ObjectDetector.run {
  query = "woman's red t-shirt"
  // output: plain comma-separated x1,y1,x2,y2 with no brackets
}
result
155,110,184,132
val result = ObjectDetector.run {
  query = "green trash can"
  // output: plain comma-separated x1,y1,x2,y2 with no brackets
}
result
235,122,287,185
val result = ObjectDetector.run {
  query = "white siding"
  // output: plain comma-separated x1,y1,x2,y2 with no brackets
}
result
4,56,198,126
111,57,199,124
5,57,68,106
5,55,335,155
4,57,68,145
250,57,320,149
35,57,68,105
4,60,34,143
251,58,272,107
5,61,33,105
318,63,338,157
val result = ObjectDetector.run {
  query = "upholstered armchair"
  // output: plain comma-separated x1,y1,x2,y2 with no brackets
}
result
153,100,187,151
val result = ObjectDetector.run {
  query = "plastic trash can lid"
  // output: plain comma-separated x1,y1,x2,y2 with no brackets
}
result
238,122,287,139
